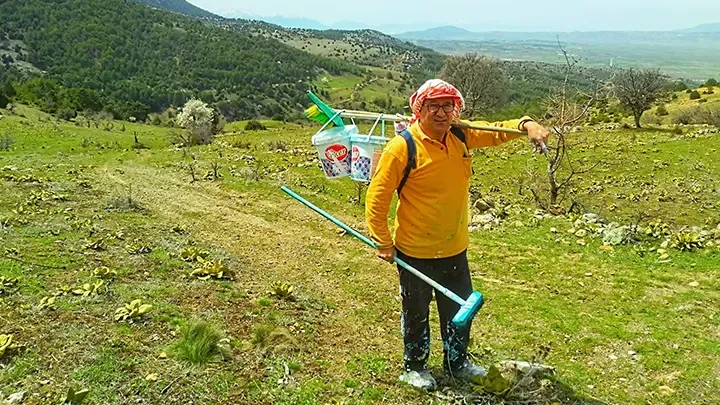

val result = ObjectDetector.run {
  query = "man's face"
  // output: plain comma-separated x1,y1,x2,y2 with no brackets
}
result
420,97,454,135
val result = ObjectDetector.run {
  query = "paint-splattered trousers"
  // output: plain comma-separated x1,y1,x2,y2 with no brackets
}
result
396,248,473,372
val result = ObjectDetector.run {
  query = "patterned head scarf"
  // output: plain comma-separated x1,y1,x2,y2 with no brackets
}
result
408,79,465,124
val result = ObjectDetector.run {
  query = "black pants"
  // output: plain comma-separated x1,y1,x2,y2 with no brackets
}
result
396,249,473,372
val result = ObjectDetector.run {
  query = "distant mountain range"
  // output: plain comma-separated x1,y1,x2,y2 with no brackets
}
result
682,23,720,33
206,9,443,34
396,24,720,42
136,1,720,37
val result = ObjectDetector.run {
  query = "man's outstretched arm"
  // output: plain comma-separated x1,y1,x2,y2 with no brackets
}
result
463,116,548,149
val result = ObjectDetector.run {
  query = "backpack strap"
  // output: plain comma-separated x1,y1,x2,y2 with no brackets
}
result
450,126,466,145
450,126,474,174
397,128,416,197
397,126,471,197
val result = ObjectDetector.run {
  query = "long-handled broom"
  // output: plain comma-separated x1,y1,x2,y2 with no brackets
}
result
281,186,484,328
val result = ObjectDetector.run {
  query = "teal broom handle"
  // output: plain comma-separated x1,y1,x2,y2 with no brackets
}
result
280,186,466,306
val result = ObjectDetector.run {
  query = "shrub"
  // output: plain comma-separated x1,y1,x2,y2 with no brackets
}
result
672,107,698,125
176,99,215,146
689,90,701,100
57,108,77,121
267,139,288,151
672,105,720,126
656,104,669,116
641,113,662,126
0,133,14,151
699,98,708,103
245,120,266,131
705,78,718,87
231,139,251,149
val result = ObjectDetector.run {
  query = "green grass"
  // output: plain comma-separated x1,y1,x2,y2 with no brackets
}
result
0,104,719,404
168,320,227,365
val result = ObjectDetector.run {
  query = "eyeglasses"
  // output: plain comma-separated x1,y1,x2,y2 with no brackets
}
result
424,103,455,114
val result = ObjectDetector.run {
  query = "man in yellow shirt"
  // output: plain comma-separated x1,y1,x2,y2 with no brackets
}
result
365,79,549,391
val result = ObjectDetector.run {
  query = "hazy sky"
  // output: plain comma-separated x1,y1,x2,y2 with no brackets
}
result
190,0,719,31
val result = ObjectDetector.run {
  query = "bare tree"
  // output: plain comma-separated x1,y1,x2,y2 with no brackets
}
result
440,53,506,118
527,39,612,213
614,68,668,128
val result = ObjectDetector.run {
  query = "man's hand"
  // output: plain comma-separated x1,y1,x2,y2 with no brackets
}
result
522,121,550,145
377,246,396,263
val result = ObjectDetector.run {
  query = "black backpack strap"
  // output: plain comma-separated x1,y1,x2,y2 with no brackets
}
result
397,128,416,197
450,126,466,145
450,126,474,174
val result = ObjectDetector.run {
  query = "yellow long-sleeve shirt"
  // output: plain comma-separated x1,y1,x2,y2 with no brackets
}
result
365,117,531,259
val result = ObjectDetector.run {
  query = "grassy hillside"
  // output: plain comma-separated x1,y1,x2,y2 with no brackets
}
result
233,21,445,78
0,105,719,404
0,0,359,121
135,0,219,19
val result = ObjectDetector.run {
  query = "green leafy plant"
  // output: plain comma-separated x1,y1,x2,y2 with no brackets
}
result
190,257,232,280
114,299,152,322
93,267,117,279
473,365,511,395
70,218,93,231
126,240,152,254
181,246,210,262
38,296,57,310
0,277,18,295
270,281,295,300
109,230,125,240
72,281,104,297
63,386,90,404
82,237,105,251
168,320,230,364
646,219,672,238
671,231,703,251
0,334,15,357
172,224,188,234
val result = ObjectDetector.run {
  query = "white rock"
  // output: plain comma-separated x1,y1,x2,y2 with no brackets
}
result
500,360,555,377
473,213,495,225
583,213,599,223
6,392,26,404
